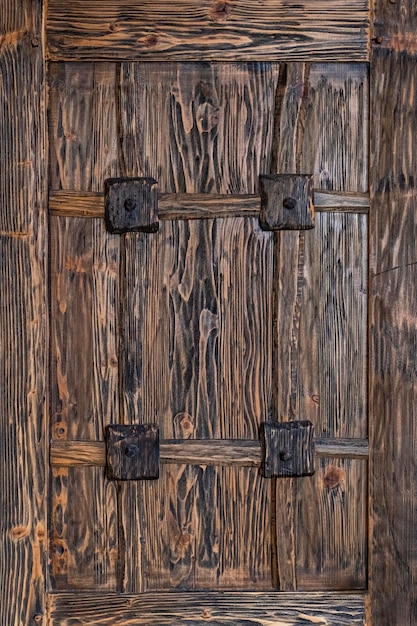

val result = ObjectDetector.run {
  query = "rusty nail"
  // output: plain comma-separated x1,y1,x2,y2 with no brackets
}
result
31,38,39,47
283,197,296,210
373,36,383,44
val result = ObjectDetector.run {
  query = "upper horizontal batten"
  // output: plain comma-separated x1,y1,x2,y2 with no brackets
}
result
46,0,370,61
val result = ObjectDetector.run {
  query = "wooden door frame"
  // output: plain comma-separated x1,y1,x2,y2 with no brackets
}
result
1,1,416,623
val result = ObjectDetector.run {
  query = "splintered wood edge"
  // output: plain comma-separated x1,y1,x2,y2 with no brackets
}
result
49,190,369,220
50,438,369,468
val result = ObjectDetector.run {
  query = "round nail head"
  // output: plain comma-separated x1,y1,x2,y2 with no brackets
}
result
283,197,296,210
124,198,136,212
280,449,293,462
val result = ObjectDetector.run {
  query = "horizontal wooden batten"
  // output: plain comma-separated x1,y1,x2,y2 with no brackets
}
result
50,437,369,468
49,190,369,220
46,1,369,62
48,590,366,624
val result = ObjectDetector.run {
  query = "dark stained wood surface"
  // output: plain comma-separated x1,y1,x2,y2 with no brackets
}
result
270,62,369,591
49,189,369,219
117,62,278,592
47,57,370,608
50,438,369,467
296,458,367,590
49,63,120,590
298,211,368,438
369,8,417,620
0,0,48,622
46,0,370,62
48,591,366,625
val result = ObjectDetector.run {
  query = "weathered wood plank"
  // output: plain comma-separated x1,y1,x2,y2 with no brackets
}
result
48,591,366,625
50,438,370,467
296,458,367,590
46,0,370,62
271,62,369,591
0,1,48,622
369,23,417,623
118,62,279,591
303,63,369,193
271,62,310,591
298,212,368,438
49,189,370,219
49,63,120,591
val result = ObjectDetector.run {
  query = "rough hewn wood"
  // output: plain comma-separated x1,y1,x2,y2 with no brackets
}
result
303,63,369,194
369,23,417,623
49,189,369,219
46,0,370,62
298,212,368,438
260,421,315,478
106,424,159,480
105,177,159,234
259,174,315,231
48,591,366,625
50,438,369,468
296,458,367,590
271,62,369,591
0,1,48,623
118,62,278,592
270,62,310,591
49,63,120,591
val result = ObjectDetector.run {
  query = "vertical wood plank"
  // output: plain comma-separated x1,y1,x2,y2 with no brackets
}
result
298,212,368,438
296,458,367,590
119,62,278,591
369,9,417,619
272,62,369,590
271,63,310,590
0,1,48,622
303,63,369,193
49,63,120,590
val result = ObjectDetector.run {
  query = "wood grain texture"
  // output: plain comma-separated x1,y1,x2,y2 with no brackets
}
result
271,62,369,591
270,62,310,591
303,63,369,193
49,63,120,591
48,591,366,625
296,458,367,591
50,438,369,467
369,42,417,624
49,189,369,219
0,1,48,623
118,62,278,592
298,212,368,438
46,0,370,62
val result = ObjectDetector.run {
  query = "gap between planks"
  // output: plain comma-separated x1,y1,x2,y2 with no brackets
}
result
50,437,369,468
49,190,369,220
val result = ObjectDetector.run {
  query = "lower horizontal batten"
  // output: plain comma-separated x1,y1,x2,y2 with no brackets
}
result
48,590,366,625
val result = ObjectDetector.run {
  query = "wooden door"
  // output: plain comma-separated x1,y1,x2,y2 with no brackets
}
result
3,1,417,624
46,9,369,619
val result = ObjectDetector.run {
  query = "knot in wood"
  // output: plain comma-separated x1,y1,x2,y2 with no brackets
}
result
210,2,231,22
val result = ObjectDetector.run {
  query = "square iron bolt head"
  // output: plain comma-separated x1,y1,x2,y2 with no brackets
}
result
106,424,159,480
105,177,159,234
259,174,315,231
260,420,315,478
